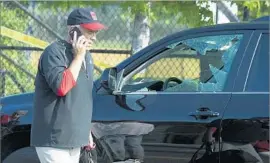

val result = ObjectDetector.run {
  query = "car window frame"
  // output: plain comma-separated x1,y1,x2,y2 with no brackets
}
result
232,30,268,92
243,31,269,92
119,30,254,93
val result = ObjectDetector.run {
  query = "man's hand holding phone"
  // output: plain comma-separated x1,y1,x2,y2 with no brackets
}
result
72,31,88,60
68,30,89,81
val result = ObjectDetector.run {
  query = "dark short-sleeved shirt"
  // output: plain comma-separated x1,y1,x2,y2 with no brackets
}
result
30,40,94,148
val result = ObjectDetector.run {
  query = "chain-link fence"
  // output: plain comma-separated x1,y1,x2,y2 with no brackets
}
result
1,1,193,97
2,1,248,97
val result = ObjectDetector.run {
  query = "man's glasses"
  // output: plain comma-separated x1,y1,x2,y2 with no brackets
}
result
86,30,99,37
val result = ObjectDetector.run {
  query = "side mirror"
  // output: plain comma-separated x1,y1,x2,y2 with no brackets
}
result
99,67,118,94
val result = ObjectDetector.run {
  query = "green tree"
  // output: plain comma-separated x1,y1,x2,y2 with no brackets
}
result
119,1,213,53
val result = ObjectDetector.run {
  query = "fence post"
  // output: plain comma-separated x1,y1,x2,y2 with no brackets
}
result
243,6,250,21
0,69,6,97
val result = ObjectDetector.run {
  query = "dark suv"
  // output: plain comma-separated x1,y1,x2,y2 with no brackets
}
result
1,16,269,163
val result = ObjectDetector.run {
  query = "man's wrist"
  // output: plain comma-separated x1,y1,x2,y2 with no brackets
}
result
73,55,84,61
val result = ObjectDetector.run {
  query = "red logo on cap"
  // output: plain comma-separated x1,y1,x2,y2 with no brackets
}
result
90,11,97,20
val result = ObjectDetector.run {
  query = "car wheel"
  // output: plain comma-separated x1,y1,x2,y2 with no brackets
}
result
2,147,39,163
1,132,30,161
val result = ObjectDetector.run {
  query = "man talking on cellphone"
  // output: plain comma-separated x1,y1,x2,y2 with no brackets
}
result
30,8,106,163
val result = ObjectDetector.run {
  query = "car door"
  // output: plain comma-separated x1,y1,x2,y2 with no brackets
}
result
221,30,269,145
224,30,269,119
93,30,253,163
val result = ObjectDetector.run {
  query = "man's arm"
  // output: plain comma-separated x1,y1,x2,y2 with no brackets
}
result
40,47,75,96
41,36,88,96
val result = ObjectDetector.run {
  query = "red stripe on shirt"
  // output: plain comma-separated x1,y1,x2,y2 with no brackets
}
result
254,140,269,152
57,69,76,96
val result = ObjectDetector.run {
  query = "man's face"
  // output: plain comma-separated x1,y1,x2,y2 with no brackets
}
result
80,27,98,50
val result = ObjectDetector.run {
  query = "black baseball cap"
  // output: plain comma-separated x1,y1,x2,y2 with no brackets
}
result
67,8,106,31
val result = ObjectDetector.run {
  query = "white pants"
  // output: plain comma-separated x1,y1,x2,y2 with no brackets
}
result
35,147,81,163
259,152,270,163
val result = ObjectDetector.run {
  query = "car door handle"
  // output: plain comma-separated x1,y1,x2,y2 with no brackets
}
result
189,107,220,120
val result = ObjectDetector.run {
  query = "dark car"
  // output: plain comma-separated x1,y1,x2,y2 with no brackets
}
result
1,16,269,163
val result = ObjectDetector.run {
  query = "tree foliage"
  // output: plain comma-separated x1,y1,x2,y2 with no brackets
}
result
38,1,214,28
119,1,213,27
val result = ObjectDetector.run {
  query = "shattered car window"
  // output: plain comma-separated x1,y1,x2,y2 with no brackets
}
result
167,35,241,55
164,34,243,92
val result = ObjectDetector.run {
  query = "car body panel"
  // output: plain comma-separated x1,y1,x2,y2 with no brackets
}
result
223,30,269,120
1,93,33,126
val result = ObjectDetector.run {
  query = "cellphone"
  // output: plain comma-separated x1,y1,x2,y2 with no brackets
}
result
69,27,82,40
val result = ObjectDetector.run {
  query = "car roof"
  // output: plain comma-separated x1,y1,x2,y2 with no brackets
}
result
173,21,269,38
251,16,270,22
194,16,270,32
162,16,269,42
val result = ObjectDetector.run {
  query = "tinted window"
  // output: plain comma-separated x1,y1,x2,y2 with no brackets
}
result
246,34,269,92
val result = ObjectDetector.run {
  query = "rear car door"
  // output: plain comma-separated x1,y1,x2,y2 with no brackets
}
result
222,30,269,138
93,30,253,163
224,30,269,118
